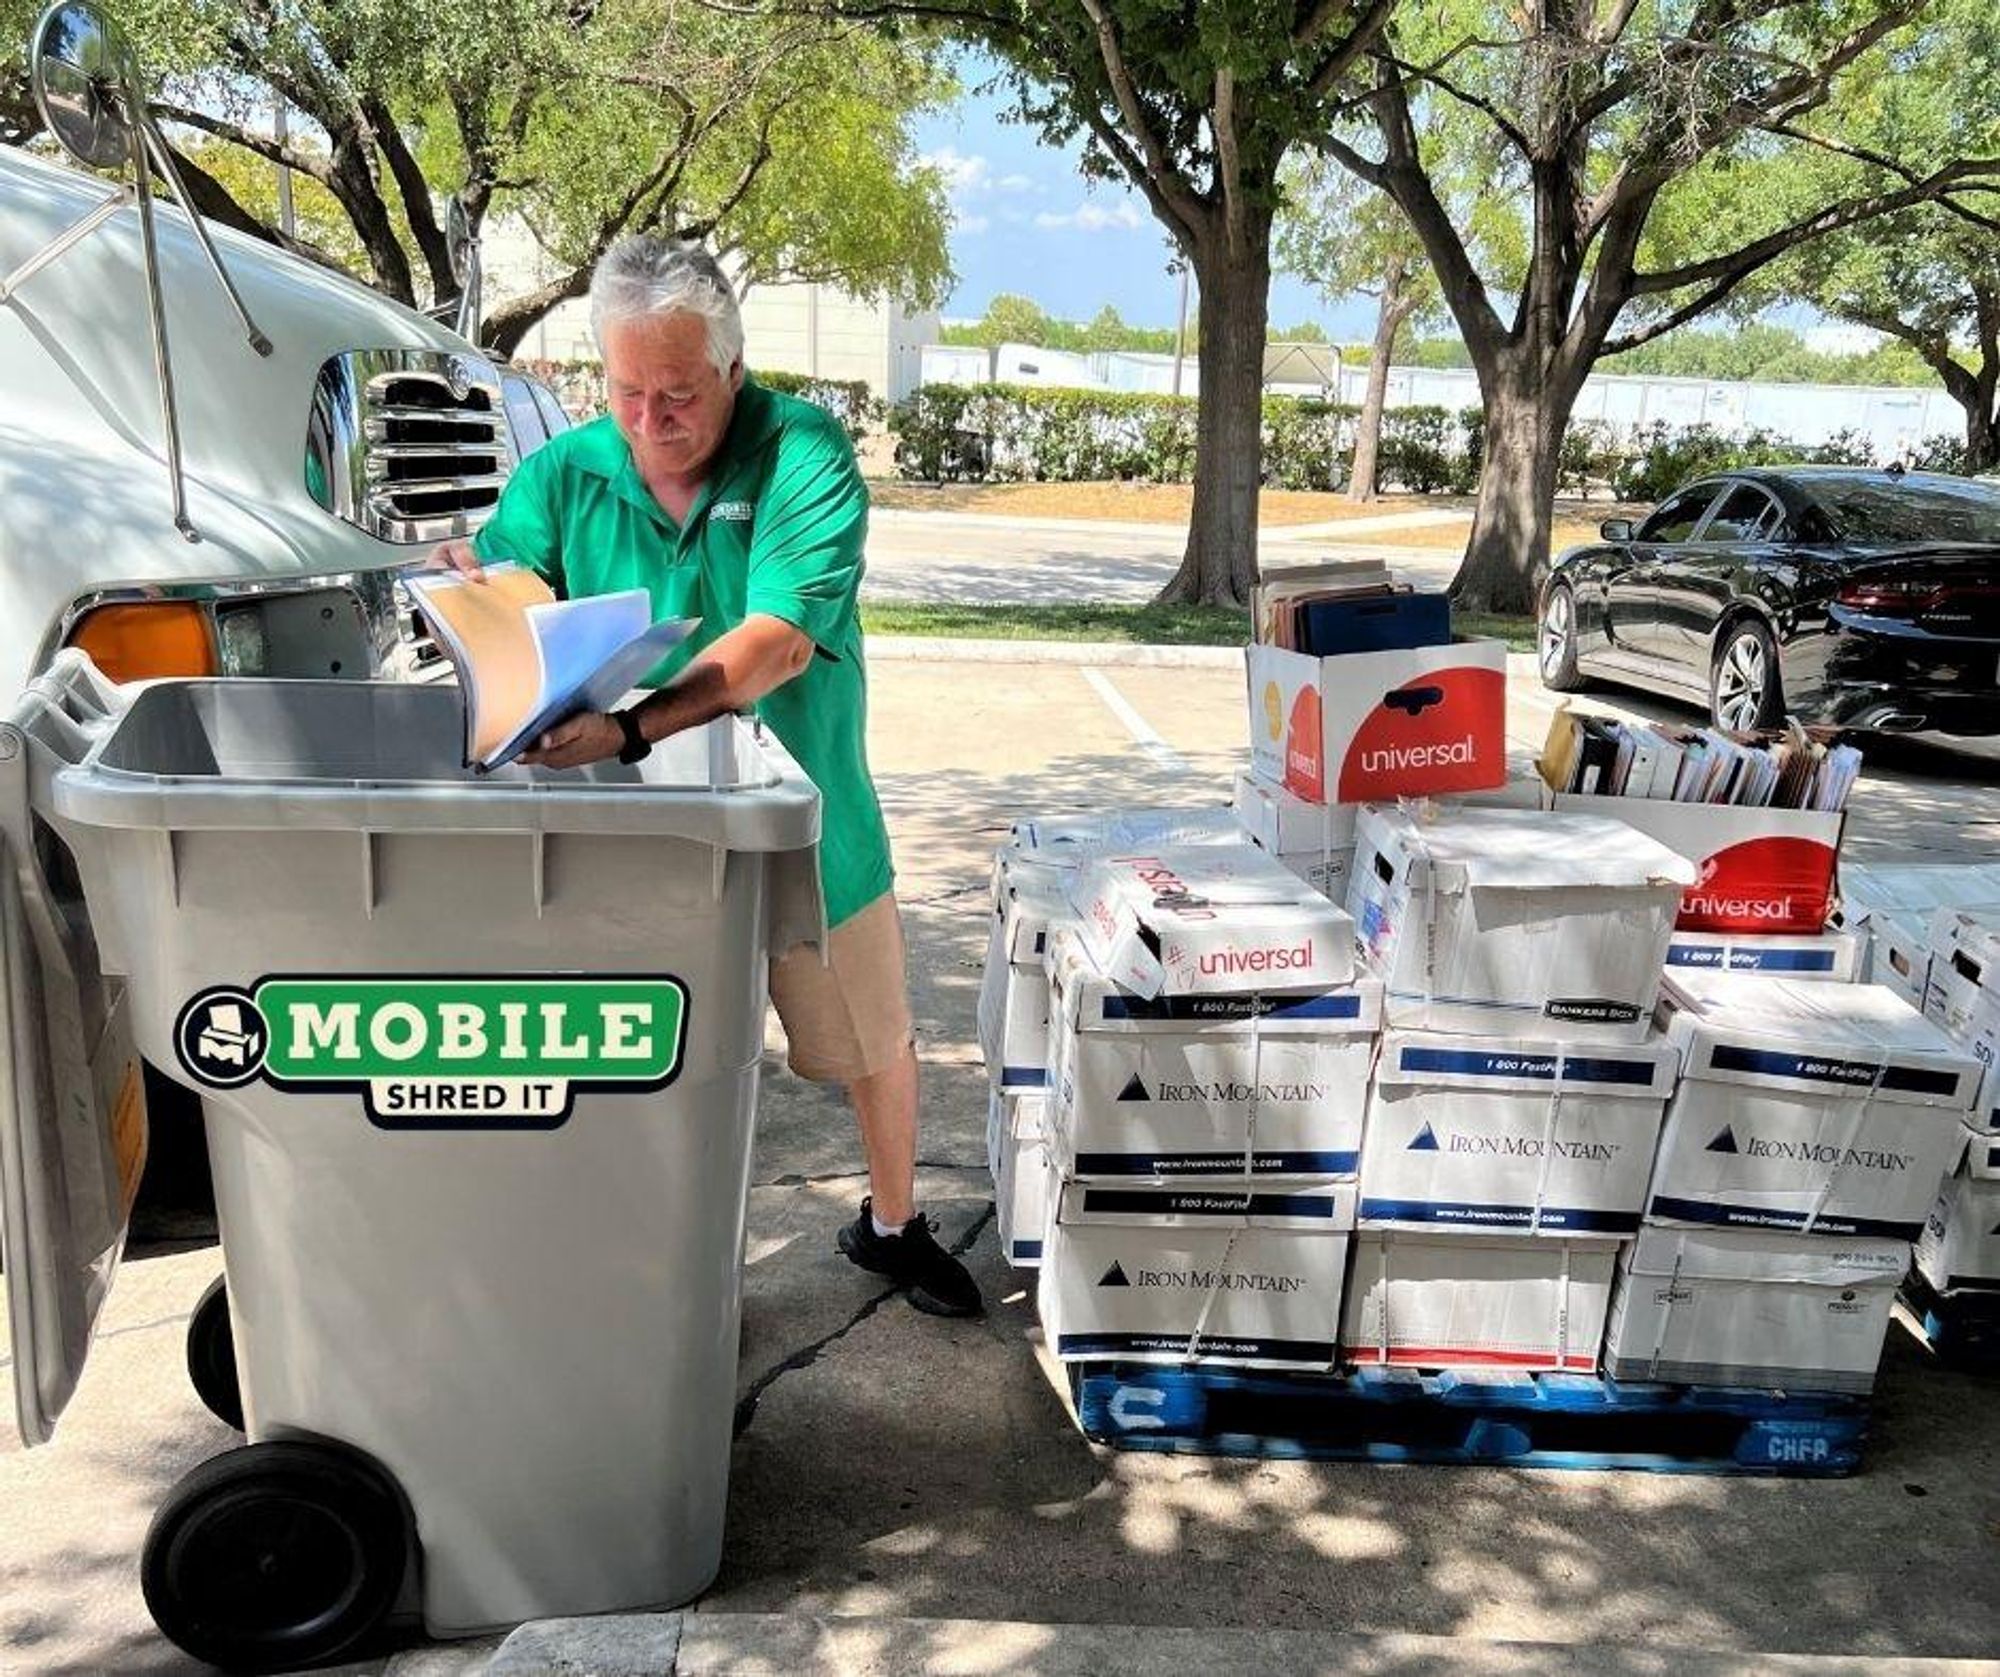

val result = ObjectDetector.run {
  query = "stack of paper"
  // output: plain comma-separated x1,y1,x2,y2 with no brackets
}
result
1539,711,1862,812
1252,558,1395,648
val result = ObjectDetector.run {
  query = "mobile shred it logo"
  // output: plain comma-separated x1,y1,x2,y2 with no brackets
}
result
173,975,688,1129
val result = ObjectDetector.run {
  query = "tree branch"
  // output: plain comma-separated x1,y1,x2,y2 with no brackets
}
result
1379,50,1534,159
151,104,335,182
1303,0,1398,100
1074,0,1207,233
1215,67,1245,256
364,97,449,292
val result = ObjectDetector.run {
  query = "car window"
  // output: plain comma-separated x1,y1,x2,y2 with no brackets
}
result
531,382,571,437
502,375,548,457
1809,477,2000,544
1638,485,1721,544
1695,484,1783,544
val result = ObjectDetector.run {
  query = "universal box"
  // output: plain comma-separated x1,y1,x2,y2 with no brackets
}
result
992,1090,1055,1270
1342,1231,1619,1373
977,856,1071,1093
1039,1182,1355,1371
1649,971,1979,1241
1347,805,1694,1042
1230,769,1355,901
1663,929,1863,982
1045,930,1380,1183
1913,1126,2000,1294
1359,1032,1678,1236
1543,790,1843,937
1603,1226,1906,1395
1067,842,1356,1001
1246,640,1508,805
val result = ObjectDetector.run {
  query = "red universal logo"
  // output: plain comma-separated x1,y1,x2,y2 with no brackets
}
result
1679,837,1837,933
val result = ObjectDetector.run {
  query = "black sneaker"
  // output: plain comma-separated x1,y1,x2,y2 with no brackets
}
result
837,1197,985,1318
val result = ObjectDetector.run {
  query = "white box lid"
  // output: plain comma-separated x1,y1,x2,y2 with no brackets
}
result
1231,769,1359,856
1010,807,1239,853
993,873,1073,965
1623,1224,1909,1286
1662,971,1981,1109
1373,1030,1679,1097
1047,928,1381,1034
1358,805,1697,894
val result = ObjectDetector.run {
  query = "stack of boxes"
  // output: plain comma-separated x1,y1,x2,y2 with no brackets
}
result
1603,972,1980,1391
1035,844,1377,1372
1913,909,2000,1308
1340,803,1693,1370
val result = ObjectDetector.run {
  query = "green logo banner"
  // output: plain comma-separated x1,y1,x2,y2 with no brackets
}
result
173,975,689,1130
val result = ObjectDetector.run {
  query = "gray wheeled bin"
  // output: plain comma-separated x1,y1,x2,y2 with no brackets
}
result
0,652,820,1672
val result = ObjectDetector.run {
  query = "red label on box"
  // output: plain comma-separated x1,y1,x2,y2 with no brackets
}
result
1678,836,1838,934
1285,686,1325,801
1333,664,1507,802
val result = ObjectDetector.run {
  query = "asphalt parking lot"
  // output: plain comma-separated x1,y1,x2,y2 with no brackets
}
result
3,653,1998,1675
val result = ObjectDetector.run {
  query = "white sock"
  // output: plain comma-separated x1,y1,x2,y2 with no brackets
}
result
872,1210,908,1239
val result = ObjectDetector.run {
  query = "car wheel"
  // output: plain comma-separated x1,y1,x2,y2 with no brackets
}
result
1538,583,1588,692
1711,618,1785,732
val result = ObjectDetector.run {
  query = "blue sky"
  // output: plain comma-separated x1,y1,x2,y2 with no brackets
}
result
910,59,1377,338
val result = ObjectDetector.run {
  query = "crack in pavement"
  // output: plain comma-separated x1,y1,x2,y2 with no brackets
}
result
732,1202,996,1440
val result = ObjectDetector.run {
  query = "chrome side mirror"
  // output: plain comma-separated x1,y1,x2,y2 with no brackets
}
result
1600,518,1636,543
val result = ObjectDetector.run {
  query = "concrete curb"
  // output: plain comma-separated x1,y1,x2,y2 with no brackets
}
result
863,635,1243,668
455,1612,2000,1676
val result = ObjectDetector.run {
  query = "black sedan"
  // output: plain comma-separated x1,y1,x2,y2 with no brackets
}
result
1538,467,2000,734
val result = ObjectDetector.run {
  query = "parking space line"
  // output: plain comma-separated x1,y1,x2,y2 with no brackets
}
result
1081,667,1190,773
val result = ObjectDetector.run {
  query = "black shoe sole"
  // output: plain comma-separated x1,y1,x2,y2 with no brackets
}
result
838,1225,984,1318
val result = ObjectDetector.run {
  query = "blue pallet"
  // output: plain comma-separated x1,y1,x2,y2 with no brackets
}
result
1899,1274,2000,1370
1070,1362,1867,1476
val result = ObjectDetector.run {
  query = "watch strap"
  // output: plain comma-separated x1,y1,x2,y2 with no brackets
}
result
613,706,651,764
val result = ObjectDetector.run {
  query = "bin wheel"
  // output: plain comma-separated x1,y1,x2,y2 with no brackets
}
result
142,1440,410,1674
187,1276,244,1430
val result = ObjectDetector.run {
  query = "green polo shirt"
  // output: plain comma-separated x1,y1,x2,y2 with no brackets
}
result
472,378,891,928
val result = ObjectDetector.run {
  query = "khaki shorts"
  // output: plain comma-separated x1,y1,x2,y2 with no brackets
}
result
768,891,915,1084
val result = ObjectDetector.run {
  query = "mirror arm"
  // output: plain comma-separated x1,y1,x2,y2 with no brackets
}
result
135,108,272,357
0,186,130,302
126,118,198,542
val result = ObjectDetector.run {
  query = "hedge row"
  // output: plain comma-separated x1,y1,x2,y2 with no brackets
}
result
884,383,1962,498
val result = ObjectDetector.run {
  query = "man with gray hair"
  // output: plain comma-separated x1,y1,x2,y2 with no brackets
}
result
432,236,980,1319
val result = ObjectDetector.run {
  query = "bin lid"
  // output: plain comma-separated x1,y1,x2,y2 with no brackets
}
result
1,656,143,1445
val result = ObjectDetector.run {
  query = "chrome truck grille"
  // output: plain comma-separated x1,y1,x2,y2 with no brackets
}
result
305,349,512,543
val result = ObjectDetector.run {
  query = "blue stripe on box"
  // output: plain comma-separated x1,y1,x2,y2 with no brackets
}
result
1078,1187,1342,1219
1647,1194,1922,1242
1667,946,1837,973
1057,1332,1337,1362
1073,1149,1358,1177
1395,1047,1660,1086
999,1065,1049,1089
1359,1197,1640,1234
1707,1044,1960,1098
1099,993,1363,1023
1009,1240,1044,1261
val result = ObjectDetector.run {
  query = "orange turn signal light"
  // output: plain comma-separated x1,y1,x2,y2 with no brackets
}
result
68,602,219,681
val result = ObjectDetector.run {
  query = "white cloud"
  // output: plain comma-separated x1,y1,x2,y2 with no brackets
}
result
921,146,991,198
1033,199,1146,233
957,213,991,236
994,172,1037,194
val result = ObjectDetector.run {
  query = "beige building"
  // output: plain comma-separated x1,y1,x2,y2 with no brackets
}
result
479,215,936,400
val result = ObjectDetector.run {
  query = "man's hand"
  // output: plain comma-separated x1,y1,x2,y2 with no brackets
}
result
427,538,485,581
518,711,624,770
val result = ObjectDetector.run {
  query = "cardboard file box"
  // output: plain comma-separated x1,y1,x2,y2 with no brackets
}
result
1650,972,1978,1241
1921,910,2000,1132
1913,1127,2000,1294
1068,842,1356,1000
1039,1182,1354,1371
1342,1231,1619,1373
1359,1033,1678,1236
1546,791,1842,936
1347,805,1693,1042
1603,1227,1905,1395
1664,929,1863,982
1230,769,1355,901
1247,640,1508,804
1046,930,1379,1183
992,1091,1055,1269
978,861,1071,1092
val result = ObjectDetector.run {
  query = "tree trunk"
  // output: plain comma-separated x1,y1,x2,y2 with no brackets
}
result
1349,257,1413,503
1454,375,1570,616
1157,226,1271,608
485,264,594,356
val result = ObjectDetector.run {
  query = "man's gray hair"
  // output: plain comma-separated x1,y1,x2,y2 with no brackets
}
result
589,236,744,376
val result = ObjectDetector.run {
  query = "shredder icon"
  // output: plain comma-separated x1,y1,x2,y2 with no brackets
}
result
176,986,267,1087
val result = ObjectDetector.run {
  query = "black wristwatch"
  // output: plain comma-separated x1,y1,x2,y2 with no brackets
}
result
612,706,652,764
